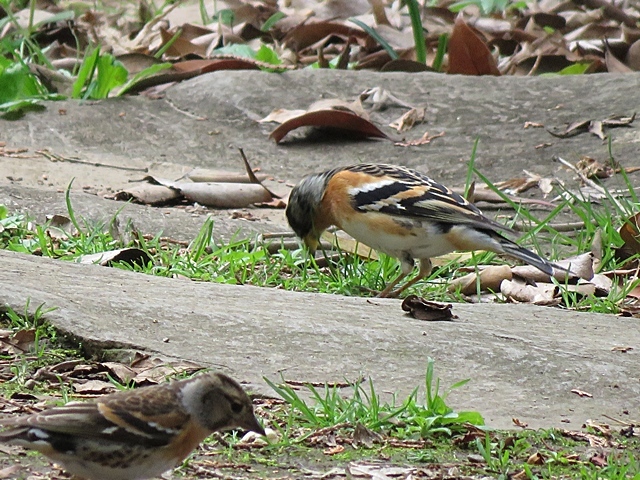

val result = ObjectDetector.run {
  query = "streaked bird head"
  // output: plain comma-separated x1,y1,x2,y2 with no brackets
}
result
285,172,329,251
182,372,265,436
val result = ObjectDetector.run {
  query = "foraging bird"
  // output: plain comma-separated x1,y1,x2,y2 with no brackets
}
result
0,372,264,480
286,163,558,298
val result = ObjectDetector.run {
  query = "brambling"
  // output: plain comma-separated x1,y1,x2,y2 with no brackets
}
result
286,163,559,298
0,372,264,480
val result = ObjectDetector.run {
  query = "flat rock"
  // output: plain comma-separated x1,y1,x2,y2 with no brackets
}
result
1,249,637,430
2,70,639,239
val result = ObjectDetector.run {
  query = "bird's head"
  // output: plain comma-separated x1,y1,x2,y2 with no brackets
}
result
285,173,329,252
181,373,265,436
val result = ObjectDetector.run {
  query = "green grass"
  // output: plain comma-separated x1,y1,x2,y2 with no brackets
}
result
264,358,483,441
0,301,81,397
2,151,640,314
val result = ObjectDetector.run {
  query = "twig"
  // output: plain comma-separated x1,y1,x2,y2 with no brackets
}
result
36,150,148,172
553,155,626,212
511,220,598,232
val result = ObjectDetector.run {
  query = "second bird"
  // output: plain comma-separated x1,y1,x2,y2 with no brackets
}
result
286,163,559,298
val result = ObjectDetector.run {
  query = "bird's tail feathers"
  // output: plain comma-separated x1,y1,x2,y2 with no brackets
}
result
498,241,556,276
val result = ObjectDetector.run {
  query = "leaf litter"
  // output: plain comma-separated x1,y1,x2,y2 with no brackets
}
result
8,0,640,107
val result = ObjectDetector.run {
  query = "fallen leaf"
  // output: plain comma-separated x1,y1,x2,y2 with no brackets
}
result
176,182,275,207
73,380,117,394
590,453,608,467
447,265,512,295
571,388,593,398
0,465,21,479
45,214,78,239
389,107,426,132
269,101,389,143
526,451,545,465
501,279,558,304
323,445,345,455
548,113,635,139
448,17,501,76
184,168,270,183
401,295,457,321
611,346,633,352
394,130,445,147
114,181,181,205
512,417,529,428
352,422,383,448
260,108,308,123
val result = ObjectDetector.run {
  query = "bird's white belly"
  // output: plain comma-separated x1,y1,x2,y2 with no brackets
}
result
339,215,456,260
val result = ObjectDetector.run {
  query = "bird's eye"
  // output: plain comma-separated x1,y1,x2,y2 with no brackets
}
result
231,402,244,414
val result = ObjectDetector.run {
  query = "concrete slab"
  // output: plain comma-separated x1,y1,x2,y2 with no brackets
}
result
2,249,638,430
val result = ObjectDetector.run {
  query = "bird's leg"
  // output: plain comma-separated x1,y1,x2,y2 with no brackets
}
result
377,271,409,298
386,258,433,298
377,253,416,298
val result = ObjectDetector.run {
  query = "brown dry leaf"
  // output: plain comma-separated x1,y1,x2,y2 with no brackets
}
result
160,28,207,58
129,354,203,385
0,465,22,479
184,168,270,183
323,445,345,455
260,108,308,124
114,181,181,205
588,120,605,140
447,265,512,295
626,39,640,70
389,108,426,132
494,171,547,194
590,453,608,467
616,212,640,265
512,252,594,283
380,58,432,72
394,130,445,147
548,114,635,139
571,388,593,397
269,98,389,143
512,417,529,428
511,470,529,480
101,362,136,384
452,425,487,446
0,329,36,355
526,451,545,465
283,21,366,52
352,422,383,448
500,279,558,304
611,345,634,352
173,58,260,73
45,214,77,239
73,380,118,394
359,87,414,110
448,17,501,76
605,47,634,73
602,113,637,127
585,420,612,436
77,248,152,268
401,296,457,321
175,182,275,207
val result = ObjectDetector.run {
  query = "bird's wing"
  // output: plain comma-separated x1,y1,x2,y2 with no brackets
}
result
343,164,513,233
0,386,188,447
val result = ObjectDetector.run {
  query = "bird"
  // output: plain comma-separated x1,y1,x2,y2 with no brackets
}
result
286,163,560,298
0,372,265,480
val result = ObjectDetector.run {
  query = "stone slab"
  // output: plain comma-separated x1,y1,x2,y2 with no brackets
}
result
1,249,638,430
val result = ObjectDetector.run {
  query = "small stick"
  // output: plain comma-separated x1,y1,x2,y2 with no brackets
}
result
553,155,626,212
36,150,148,172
